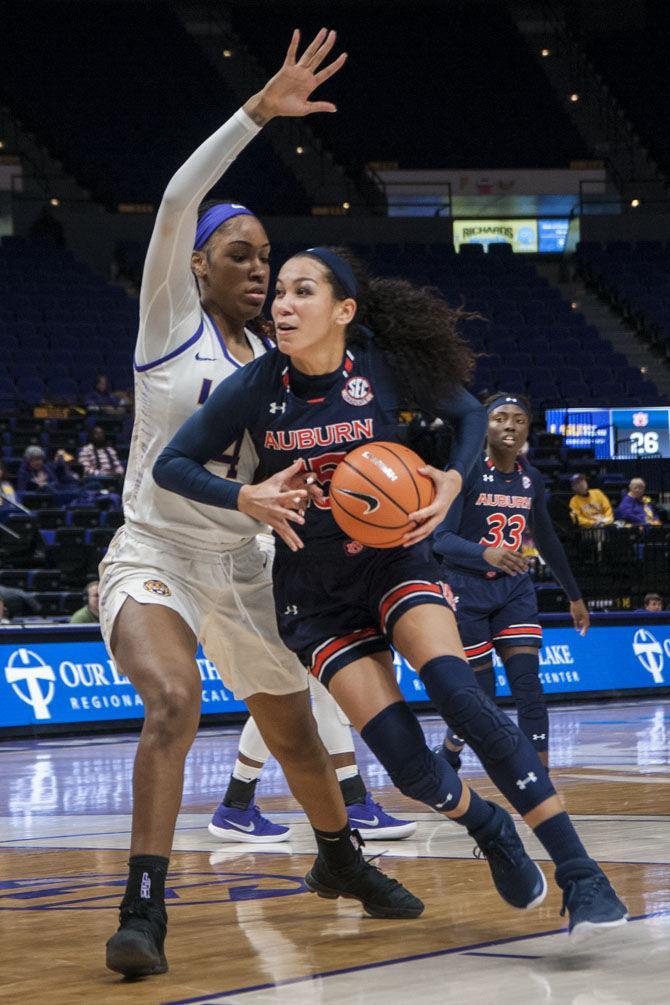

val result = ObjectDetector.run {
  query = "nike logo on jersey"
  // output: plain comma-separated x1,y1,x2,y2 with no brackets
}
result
195,352,217,361
349,815,379,826
225,819,257,832
333,487,380,514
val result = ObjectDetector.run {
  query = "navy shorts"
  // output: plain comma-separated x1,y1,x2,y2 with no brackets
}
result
273,539,453,687
439,565,542,668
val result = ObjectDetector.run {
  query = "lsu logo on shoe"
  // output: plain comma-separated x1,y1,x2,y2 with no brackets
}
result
342,376,373,407
143,580,171,596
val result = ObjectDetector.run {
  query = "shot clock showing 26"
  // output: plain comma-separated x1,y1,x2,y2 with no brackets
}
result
545,406,670,459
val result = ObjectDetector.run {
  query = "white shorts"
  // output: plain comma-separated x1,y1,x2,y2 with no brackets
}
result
98,526,307,700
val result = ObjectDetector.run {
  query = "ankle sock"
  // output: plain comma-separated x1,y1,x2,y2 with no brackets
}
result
124,854,169,907
314,823,361,869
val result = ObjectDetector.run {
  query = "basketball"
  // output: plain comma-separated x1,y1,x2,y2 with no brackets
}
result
329,441,435,548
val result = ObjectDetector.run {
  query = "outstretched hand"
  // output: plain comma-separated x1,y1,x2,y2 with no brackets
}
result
244,29,347,124
237,459,321,552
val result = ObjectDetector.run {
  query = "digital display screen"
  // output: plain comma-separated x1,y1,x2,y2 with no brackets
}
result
545,406,670,459
538,218,570,253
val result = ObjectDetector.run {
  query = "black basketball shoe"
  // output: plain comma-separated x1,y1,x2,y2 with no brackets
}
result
105,897,168,977
305,843,424,919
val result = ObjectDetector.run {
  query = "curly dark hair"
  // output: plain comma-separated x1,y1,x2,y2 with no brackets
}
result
300,247,476,411
194,199,274,342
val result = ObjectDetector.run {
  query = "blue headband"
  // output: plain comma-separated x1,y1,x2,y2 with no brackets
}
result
487,395,530,416
303,247,358,299
194,203,254,250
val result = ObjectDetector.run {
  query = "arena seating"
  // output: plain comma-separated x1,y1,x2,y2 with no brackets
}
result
579,7,670,178
1,233,667,617
0,2,308,212
575,239,670,362
232,0,590,171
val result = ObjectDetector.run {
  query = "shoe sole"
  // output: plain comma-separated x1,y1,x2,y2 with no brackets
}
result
304,870,424,919
106,935,168,977
354,822,418,840
522,864,548,911
208,822,291,844
570,914,629,944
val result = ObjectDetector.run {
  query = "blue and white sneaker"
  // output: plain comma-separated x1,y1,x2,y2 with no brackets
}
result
346,793,417,840
472,801,547,910
557,860,628,940
208,802,292,843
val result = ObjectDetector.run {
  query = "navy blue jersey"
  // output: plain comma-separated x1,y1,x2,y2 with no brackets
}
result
154,338,486,551
433,452,581,601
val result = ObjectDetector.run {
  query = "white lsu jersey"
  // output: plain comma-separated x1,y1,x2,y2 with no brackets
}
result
123,312,268,551
120,107,268,552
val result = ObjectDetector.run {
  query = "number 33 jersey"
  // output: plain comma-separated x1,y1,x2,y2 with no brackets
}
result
433,452,581,600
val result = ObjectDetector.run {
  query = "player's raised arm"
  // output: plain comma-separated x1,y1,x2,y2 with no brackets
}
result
138,29,346,365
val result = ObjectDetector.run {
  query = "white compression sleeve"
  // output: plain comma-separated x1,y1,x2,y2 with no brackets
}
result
137,108,261,365
309,675,355,756
237,715,271,765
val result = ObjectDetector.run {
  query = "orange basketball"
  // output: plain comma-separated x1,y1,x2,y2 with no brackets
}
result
329,441,435,548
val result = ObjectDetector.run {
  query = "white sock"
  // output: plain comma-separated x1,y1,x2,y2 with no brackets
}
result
335,765,359,783
232,757,262,784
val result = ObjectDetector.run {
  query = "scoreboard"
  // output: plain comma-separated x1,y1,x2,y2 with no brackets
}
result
545,406,670,459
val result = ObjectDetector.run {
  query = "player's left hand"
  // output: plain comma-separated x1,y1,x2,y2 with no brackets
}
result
402,466,462,548
570,599,590,636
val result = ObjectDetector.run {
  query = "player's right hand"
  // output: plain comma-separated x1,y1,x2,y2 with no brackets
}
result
244,29,347,124
237,460,309,552
483,546,529,576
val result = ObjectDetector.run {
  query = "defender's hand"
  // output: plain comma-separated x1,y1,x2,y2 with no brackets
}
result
402,467,462,548
483,547,529,575
244,29,347,124
238,460,309,552
570,599,590,636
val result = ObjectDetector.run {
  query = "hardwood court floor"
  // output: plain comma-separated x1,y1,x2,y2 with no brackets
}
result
0,701,668,1004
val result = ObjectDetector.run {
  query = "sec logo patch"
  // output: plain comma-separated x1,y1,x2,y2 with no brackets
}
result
342,376,373,407
143,579,171,596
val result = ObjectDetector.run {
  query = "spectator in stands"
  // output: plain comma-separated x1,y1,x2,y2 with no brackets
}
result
78,426,125,479
0,586,41,619
69,581,100,624
28,206,65,247
0,597,10,624
85,373,119,412
17,445,79,494
0,461,17,506
643,592,663,613
615,478,662,526
569,473,614,528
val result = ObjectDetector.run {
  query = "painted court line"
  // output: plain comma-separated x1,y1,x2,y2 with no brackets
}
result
162,911,670,1005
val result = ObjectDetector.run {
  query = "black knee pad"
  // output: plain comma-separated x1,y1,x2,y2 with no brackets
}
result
361,700,461,808
390,745,453,805
445,685,519,763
